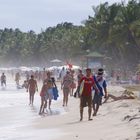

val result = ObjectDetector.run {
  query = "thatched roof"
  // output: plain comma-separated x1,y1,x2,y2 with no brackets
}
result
86,52,104,58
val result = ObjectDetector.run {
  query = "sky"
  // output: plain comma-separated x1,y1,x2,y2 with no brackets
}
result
0,0,128,33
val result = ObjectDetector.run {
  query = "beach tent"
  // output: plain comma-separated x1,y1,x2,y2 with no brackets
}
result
47,66,59,70
19,66,32,71
50,59,62,67
59,65,80,70
50,59,62,63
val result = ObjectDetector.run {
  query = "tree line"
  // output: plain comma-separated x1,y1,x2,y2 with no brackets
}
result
0,0,140,70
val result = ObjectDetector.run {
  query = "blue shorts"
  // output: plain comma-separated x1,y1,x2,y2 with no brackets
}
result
93,93,102,106
45,88,53,100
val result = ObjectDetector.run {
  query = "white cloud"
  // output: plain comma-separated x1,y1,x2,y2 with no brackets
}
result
0,0,128,33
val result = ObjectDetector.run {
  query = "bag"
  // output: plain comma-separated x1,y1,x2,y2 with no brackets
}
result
52,87,59,100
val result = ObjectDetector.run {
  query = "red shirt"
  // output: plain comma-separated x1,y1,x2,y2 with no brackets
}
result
80,76,94,96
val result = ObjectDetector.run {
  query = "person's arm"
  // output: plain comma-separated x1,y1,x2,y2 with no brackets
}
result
103,81,108,98
26,80,30,92
79,77,84,85
51,77,57,87
104,87,108,98
61,77,64,89
93,82,99,93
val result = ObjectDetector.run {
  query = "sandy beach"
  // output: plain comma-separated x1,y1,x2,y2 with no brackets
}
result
32,85,140,140
0,79,140,140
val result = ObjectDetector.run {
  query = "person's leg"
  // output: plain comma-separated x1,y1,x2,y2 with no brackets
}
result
71,88,74,96
88,96,92,120
93,102,96,116
49,99,51,109
63,89,66,106
29,93,32,105
88,106,92,120
66,93,69,106
42,96,48,113
95,104,99,116
80,107,83,121
43,100,47,111
70,88,72,96
94,96,102,116
92,94,97,116
63,88,68,106
65,88,70,106
32,93,35,105
39,98,44,114
80,97,84,121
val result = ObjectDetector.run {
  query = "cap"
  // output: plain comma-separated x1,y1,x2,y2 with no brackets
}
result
97,68,104,75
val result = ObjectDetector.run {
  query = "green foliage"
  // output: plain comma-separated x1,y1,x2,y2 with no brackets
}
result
0,0,140,69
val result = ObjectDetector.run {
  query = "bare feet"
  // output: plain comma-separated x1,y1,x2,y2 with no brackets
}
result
88,118,93,121
39,112,42,115
93,112,96,116
80,118,83,121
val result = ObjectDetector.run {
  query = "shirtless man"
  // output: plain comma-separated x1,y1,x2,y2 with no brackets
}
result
27,75,38,105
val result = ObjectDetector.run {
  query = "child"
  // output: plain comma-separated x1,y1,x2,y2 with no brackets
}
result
39,81,48,115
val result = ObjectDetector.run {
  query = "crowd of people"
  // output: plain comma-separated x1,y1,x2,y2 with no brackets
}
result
0,67,138,121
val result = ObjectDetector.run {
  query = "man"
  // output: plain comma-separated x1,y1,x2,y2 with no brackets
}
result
79,68,98,121
92,68,108,116
27,75,38,105
1,73,6,87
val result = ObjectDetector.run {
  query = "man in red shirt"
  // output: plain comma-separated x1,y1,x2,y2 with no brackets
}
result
79,68,98,121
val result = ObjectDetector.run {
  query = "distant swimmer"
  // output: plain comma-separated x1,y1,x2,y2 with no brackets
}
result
27,75,38,105
1,73,6,87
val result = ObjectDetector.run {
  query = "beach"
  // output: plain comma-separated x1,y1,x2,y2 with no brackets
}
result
0,79,140,140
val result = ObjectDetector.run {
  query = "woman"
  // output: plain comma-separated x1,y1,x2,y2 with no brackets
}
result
61,71,73,106
44,72,56,109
